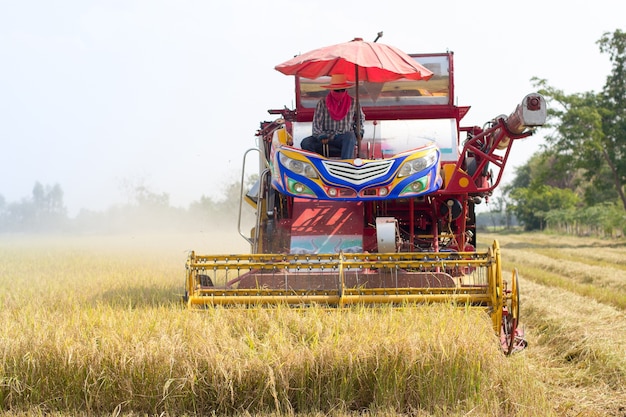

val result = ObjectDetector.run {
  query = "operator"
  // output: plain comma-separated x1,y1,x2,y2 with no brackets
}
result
300,73,365,159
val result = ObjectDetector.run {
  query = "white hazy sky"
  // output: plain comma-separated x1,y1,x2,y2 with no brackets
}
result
0,0,622,216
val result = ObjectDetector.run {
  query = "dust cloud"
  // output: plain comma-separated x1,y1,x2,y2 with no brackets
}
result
0,201,256,256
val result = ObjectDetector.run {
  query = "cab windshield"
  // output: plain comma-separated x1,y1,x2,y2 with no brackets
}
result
298,54,451,109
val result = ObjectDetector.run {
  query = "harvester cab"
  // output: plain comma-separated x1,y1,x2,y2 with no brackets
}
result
185,51,546,355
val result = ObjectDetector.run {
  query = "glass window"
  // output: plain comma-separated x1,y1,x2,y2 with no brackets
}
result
298,55,450,108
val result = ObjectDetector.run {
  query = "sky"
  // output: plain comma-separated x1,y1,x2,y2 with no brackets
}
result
0,0,622,216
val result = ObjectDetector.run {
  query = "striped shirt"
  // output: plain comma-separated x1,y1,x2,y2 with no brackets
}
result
312,97,365,137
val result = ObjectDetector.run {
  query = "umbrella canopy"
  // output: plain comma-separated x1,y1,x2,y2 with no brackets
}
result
274,37,433,82
275,38,434,157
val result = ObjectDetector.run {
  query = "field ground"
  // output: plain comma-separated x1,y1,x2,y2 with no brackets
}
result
0,230,625,416
479,232,626,417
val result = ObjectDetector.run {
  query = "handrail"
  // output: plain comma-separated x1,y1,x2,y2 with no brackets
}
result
237,147,265,248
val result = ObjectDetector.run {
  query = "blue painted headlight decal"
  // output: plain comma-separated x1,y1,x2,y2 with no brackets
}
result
271,152,325,197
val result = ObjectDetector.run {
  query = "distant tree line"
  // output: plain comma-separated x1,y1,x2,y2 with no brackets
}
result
0,179,257,234
492,29,626,238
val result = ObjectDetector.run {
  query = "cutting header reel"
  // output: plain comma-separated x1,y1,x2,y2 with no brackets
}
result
185,241,525,354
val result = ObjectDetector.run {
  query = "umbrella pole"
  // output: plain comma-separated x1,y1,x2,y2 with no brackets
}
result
355,67,361,158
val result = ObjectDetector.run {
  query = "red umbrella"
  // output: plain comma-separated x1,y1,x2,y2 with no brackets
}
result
275,37,434,156
275,37,433,82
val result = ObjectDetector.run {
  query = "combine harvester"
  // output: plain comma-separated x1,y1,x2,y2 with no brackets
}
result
184,44,546,355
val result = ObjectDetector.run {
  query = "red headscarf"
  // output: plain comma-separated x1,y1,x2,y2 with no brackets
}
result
325,90,351,121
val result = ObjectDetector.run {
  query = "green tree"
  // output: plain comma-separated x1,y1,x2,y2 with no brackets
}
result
0,194,6,231
133,185,170,208
532,29,626,211
506,151,581,194
0,182,68,232
597,29,626,210
509,185,579,230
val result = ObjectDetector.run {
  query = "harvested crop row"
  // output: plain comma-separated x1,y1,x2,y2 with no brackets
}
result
520,276,626,416
479,233,626,310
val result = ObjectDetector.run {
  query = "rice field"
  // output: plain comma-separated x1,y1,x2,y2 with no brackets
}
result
1,231,624,416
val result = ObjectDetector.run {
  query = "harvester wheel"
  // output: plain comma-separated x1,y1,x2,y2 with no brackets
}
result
502,269,522,355
511,268,520,328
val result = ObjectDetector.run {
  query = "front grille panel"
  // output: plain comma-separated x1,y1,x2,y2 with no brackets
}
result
321,160,395,185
